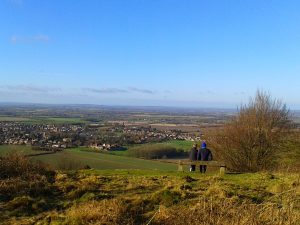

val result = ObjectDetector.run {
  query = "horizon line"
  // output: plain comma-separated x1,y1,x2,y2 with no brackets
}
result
1,101,300,111
0,101,238,110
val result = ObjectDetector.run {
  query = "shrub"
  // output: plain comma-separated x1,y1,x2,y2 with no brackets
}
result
210,91,293,172
0,153,55,201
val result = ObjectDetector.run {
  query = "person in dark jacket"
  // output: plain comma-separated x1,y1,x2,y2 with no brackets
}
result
189,144,198,172
197,142,213,173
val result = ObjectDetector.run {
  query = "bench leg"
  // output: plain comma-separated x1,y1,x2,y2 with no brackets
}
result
219,166,226,176
178,164,183,172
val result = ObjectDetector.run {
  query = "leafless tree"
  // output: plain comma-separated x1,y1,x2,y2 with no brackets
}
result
210,90,293,172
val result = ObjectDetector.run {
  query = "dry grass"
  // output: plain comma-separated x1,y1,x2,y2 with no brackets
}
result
153,195,300,225
66,198,146,225
66,199,129,225
1,168,300,225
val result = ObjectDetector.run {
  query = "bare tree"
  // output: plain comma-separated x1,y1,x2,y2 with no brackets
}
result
210,90,293,172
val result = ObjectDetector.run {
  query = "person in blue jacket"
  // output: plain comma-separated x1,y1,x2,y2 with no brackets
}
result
197,141,213,173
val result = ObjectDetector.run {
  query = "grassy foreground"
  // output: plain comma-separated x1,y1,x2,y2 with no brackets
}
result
1,167,300,225
1,146,300,224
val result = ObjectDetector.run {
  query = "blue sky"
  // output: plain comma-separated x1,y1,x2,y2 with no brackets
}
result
1,0,300,108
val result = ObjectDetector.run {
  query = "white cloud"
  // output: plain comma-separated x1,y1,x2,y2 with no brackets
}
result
33,34,50,42
128,87,154,94
0,85,60,93
83,87,155,95
83,88,128,94
10,34,50,44
8,0,23,6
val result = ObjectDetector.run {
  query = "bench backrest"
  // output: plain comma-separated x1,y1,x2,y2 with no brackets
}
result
177,160,226,175
178,160,225,167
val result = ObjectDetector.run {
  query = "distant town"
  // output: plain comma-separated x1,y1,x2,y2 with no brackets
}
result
0,122,201,151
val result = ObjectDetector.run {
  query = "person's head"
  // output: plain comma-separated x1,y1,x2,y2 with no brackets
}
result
201,141,207,149
193,143,197,148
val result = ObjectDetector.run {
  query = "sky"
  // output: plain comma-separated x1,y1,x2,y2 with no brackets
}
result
1,0,300,108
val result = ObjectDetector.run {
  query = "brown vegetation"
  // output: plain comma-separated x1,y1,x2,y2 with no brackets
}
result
153,194,300,225
0,153,55,201
209,91,294,172
66,198,144,225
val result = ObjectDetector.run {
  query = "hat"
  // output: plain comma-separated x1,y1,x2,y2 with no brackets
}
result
201,142,207,149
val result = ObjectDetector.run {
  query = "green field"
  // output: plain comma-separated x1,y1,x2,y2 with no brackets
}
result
36,148,177,170
111,140,194,157
0,116,34,122
162,140,194,151
0,145,178,171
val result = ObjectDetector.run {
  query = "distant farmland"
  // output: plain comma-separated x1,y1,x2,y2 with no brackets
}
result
0,116,34,122
0,116,88,124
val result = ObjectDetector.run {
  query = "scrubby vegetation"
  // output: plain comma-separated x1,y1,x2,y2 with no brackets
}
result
210,91,295,172
0,153,55,201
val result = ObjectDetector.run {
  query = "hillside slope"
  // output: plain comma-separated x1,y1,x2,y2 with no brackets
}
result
1,169,300,225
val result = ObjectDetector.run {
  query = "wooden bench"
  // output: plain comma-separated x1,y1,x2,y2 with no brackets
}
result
177,160,226,175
